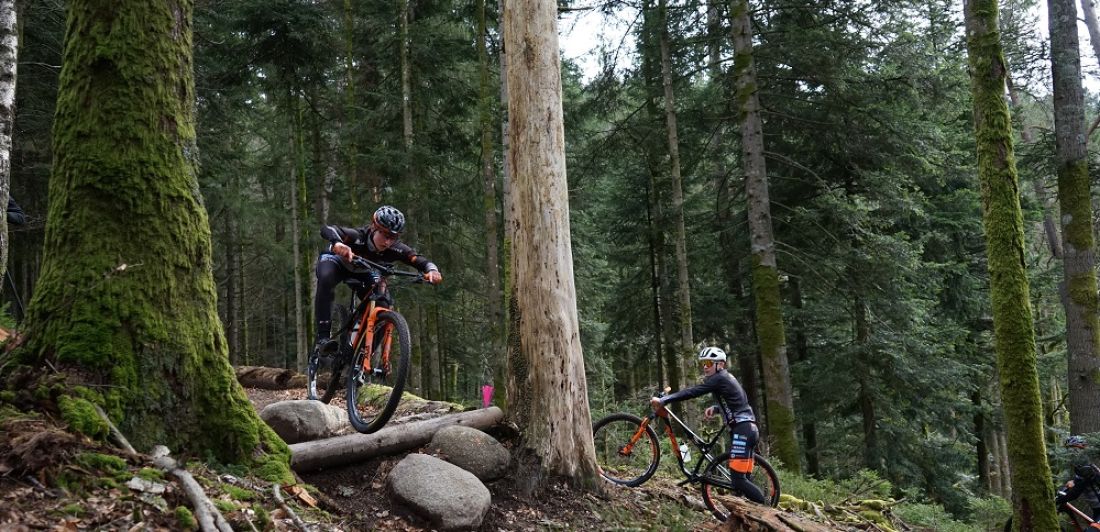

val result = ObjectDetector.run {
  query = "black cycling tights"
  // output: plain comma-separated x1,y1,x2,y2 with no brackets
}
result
731,473,765,504
314,256,387,340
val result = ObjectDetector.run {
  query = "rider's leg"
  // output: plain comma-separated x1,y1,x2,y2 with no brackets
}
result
314,257,346,347
729,421,766,504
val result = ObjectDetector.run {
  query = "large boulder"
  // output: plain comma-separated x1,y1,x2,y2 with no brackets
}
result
259,400,348,444
427,425,510,481
389,453,491,530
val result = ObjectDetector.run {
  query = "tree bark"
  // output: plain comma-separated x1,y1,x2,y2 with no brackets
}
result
963,0,1058,528
1079,0,1100,80
503,0,599,488
658,0,695,385
0,0,14,287
289,407,504,472
16,0,290,477
1049,0,1100,433
478,0,503,390
729,0,801,474
290,113,307,373
235,366,301,390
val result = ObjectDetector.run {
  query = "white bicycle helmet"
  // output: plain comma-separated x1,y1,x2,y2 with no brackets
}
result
698,346,727,362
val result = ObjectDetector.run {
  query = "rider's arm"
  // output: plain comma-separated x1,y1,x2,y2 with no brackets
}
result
658,377,718,407
387,242,440,274
320,225,363,247
1056,477,1086,506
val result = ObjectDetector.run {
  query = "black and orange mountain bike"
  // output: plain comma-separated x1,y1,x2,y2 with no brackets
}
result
306,256,423,434
592,389,781,521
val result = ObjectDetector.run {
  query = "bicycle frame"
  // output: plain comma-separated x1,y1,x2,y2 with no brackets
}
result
635,408,730,484
1064,503,1100,531
338,281,395,376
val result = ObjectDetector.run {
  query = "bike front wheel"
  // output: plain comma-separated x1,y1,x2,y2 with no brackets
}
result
592,413,661,487
700,452,781,520
346,310,411,434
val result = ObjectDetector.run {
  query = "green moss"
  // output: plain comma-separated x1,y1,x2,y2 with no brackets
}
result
221,484,254,501
175,506,196,531
137,467,164,481
60,503,85,516
0,390,14,403
213,499,237,513
75,452,127,473
58,395,109,440
254,506,271,530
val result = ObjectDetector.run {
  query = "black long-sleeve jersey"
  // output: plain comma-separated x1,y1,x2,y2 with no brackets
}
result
7,197,24,226
1056,465,1100,512
320,224,438,273
658,368,755,425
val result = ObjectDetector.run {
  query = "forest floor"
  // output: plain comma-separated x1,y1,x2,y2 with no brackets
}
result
0,386,719,531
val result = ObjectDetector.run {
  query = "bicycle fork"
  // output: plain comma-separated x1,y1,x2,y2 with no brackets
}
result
350,302,396,385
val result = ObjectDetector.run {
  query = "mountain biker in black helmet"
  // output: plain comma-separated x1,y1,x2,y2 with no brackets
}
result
1056,435,1100,520
311,205,442,356
650,346,765,505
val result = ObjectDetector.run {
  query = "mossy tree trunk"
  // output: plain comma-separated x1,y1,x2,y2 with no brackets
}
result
729,0,801,474
658,0,695,386
503,0,599,489
1049,0,1100,433
16,0,290,479
0,0,15,287
963,0,1058,528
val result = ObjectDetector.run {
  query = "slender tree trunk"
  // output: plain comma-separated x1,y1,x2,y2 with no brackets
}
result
503,0,599,489
729,0,801,473
790,278,820,477
853,293,879,471
646,174,666,390
224,209,240,364
658,0,695,385
963,1,1058,528
16,0,290,478
497,0,512,409
975,389,991,493
1049,0,1100,433
343,0,358,211
0,0,15,286
478,0,503,388
290,104,307,373
1079,0,1100,79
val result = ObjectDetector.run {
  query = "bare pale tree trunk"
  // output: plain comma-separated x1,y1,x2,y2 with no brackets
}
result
1050,0,1100,433
503,0,599,489
657,0,695,386
729,0,801,473
478,0,503,388
964,0,1057,527
0,0,15,285
498,0,513,410
290,124,307,372
1080,0,1100,75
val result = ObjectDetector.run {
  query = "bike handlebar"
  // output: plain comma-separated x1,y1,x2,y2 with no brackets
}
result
351,256,427,282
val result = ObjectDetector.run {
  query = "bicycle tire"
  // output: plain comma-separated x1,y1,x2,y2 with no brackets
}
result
592,413,661,487
700,452,781,520
346,310,411,434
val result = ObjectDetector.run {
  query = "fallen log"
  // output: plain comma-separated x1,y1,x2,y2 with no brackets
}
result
236,365,308,390
717,497,838,532
289,406,504,473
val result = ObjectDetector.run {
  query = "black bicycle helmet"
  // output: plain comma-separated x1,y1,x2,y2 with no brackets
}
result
373,205,406,234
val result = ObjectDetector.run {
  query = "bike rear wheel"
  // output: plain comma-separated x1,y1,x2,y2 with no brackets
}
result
592,413,661,487
346,310,411,434
700,452,781,520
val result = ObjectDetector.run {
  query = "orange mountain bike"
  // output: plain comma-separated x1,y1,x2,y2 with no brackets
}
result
306,256,422,434
592,389,780,521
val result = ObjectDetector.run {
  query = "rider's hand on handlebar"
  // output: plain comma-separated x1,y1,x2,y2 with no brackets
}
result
424,270,442,285
650,397,666,415
333,242,354,262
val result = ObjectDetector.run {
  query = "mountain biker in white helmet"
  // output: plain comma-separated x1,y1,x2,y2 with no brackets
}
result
650,346,765,505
